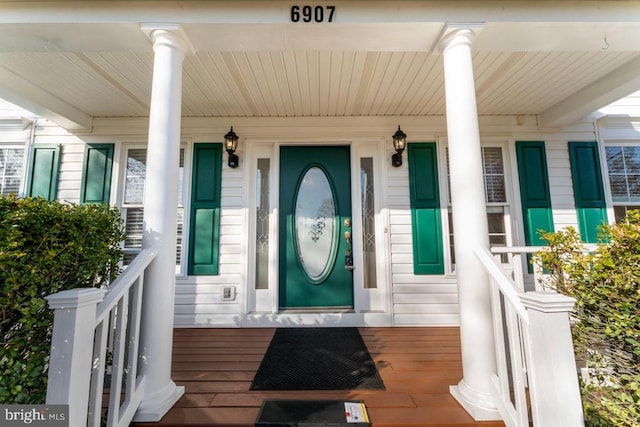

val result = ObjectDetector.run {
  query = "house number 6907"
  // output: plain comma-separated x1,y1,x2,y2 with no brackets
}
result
290,5,336,23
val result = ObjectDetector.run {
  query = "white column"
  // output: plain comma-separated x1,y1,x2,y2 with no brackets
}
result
440,25,500,420
134,24,189,422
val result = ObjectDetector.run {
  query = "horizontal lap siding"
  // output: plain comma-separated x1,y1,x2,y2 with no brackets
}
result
387,147,458,327
56,144,84,203
21,114,601,328
26,117,246,328
30,121,85,203
175,147,245,327
546,141,579,231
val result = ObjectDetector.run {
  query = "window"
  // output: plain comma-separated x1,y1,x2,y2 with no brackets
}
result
0,146,25,195
605,145,640,222
447,146,510,266
360,157,377,287
255,158,270,289
121,147,185,271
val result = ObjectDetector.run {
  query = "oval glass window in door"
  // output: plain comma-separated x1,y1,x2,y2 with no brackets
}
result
294,167,336,281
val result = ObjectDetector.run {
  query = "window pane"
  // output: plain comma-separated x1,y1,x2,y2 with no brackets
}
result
607,146,640,204
2,178,21,195
485,175,506,203
0,148,25,196
255,159,270,290
487,210,507,262
482,147,504,174
627,175,640,202
482,147,506,203
124,149,147,204
623,147,640,174
487,212,506,234
614,206,628,223
361,158,377,289
124,207,144,248
609,175,628,202
606,147,624,174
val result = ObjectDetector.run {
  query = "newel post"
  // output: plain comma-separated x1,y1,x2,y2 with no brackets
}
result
46,288,106,427
520,291,585,426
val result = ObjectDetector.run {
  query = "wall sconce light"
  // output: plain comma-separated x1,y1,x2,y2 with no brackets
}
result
391,126,407,167
224,126,239,168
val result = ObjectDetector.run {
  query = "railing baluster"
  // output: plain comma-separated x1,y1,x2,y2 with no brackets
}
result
107,293,129,426
126,276,144,398
88,319,109,427
489,279,510,403
504,303,529,426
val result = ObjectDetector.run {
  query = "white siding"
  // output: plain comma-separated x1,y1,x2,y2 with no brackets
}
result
385,143,459,326
5,109,630,328
546,140,579,231
173,143,246,328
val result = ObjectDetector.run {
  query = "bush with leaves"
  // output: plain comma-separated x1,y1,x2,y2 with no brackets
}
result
533,214,640,427
0,195,124,404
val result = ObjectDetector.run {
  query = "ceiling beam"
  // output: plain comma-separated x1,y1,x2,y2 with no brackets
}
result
0,65,93,131
538,55,640,129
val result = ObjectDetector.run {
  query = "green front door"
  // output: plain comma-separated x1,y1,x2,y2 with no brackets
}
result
279,146,353,309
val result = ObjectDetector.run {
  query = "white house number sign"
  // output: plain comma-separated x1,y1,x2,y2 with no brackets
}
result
290,5,336,22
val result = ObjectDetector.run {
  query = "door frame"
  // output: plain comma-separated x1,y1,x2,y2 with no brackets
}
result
243,138,391,324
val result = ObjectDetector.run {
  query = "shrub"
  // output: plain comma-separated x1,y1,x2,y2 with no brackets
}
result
534,214,640,427
0,195,124,404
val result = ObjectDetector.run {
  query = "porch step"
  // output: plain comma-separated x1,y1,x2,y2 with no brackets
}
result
255,399,370,426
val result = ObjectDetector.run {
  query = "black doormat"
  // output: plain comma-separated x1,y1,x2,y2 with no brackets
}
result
250,328,385,390
255,399,370,426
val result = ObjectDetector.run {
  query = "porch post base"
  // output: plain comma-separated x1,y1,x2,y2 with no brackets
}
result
133,381,184,422
450,380,501,421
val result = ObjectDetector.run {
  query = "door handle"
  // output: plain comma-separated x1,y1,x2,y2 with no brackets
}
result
344,231,354,270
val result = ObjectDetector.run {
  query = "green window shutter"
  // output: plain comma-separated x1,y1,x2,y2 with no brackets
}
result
516,141,554,246
188,143,222,275
26,144,61,201
408,143,444,275
80,144,114,204
568,141,608,243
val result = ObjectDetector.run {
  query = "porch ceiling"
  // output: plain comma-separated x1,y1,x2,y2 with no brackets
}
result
1,2,640,130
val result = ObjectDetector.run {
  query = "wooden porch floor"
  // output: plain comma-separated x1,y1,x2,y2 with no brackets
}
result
134,327,505,427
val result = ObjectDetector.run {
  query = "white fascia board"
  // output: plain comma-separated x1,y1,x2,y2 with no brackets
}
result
0,67,92,132
538,55,640,129
2,1,640,25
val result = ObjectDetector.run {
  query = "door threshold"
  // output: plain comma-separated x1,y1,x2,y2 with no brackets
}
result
279,307,354,314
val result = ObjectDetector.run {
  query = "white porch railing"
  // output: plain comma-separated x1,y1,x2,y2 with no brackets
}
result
45,247,158,427
476,247,585,427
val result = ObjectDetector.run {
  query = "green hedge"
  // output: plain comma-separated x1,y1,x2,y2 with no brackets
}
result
534,214,640,427
0,195,124,404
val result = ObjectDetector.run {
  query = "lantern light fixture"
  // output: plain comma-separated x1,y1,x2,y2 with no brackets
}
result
224,126,239,168
391,126,407,167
